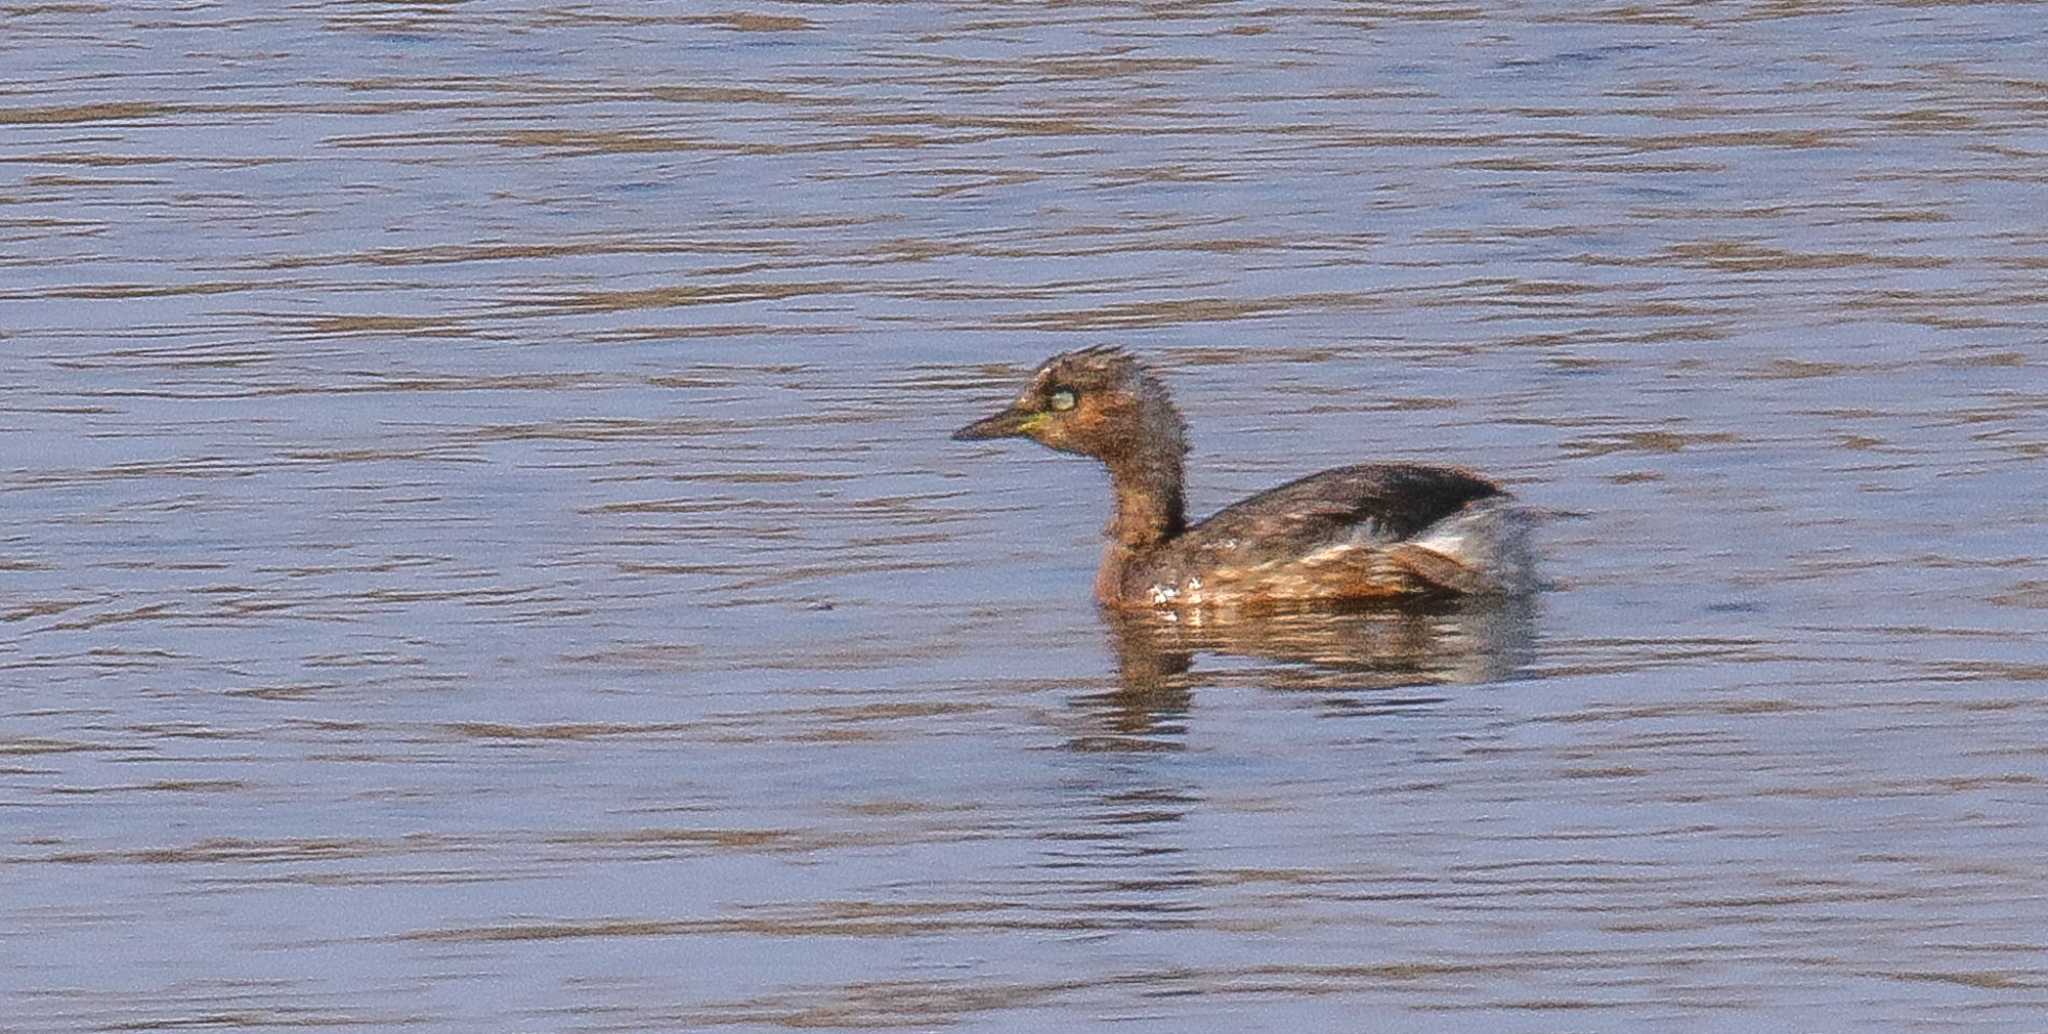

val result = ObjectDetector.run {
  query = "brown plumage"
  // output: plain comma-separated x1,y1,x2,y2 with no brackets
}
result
952,347,1534,609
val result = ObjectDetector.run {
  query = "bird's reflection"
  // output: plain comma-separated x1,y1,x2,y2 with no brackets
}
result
1076,597,1537,740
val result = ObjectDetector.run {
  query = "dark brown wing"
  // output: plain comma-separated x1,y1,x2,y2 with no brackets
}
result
1196,463,1500,543
1146,464,1504,580
1101,464,1512,604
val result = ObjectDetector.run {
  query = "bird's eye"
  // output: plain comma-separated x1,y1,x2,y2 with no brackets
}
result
1049,388,1078,412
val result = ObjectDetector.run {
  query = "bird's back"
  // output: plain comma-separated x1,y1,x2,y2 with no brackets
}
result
1115,463,1528,606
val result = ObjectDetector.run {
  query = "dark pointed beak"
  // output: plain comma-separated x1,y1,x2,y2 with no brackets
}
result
951,405,1036,442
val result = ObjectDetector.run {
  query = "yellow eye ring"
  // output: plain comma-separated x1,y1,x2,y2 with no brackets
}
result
1049,388,1078,411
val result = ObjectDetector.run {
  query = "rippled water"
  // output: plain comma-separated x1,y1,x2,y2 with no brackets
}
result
5,2,2047,1030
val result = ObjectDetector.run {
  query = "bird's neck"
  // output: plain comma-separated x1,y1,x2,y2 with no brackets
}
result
1105,450,1186,550
1094,443,1186,606
1090,387,1189,605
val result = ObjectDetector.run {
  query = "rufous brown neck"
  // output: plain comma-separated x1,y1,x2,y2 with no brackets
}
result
1093,444,1186,605
1105,450,1185,550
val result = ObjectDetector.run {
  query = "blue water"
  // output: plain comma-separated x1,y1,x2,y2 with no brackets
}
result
4,2,2046,1030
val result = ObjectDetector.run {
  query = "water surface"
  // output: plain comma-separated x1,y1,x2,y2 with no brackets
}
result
4,2,2047,1030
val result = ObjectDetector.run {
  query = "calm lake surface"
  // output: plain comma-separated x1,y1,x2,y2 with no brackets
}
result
5,2,2047,1030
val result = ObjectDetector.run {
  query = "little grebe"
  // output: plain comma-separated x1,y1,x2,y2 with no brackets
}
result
952,347,1534,608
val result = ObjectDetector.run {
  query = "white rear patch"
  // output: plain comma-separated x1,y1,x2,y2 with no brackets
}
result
1410,497,1538,596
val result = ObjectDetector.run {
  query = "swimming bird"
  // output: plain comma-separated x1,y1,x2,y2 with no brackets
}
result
951,347,1534,608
